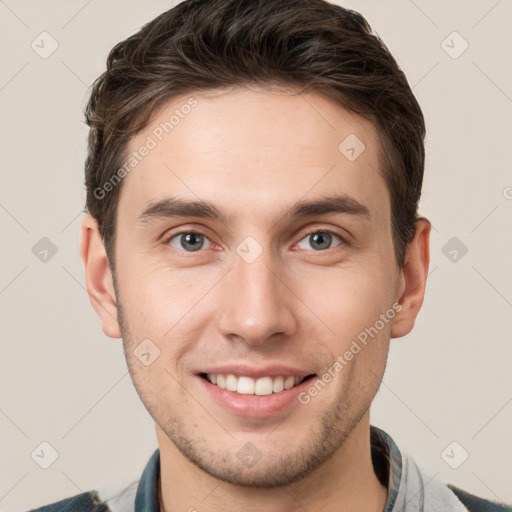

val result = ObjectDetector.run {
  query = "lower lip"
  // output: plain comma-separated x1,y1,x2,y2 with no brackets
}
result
197,375,316,418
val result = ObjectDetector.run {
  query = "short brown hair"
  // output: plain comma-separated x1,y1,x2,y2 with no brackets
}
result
84,0,425,270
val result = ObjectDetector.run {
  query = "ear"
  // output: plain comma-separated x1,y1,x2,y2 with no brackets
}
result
79,214,122,339
391,217,431,339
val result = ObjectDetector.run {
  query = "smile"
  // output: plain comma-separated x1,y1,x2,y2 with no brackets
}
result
201,373,315,396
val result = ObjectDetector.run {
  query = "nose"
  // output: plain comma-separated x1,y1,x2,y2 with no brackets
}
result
217,246,298,346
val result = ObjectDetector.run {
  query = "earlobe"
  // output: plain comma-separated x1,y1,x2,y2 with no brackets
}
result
79,214,122,339
391,217,431,339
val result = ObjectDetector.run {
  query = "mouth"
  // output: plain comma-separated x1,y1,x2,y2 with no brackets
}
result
198,372,317,396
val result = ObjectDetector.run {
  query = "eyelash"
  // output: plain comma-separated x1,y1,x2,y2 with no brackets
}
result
163,229,347,253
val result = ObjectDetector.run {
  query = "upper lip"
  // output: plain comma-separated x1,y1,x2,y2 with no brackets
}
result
198,364,315,379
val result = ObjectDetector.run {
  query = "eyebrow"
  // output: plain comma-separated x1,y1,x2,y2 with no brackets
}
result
136,194,371,226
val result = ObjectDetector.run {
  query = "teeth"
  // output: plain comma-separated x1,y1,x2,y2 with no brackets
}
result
254,376,273,395
273,376,284,393
225,374,237,392
216,374,226,389
205,373,307,395
284,376,295,389
238,376,255,395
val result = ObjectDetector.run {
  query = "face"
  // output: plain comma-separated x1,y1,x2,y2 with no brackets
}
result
110,87,405,487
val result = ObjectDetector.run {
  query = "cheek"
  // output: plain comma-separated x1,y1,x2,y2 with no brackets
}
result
118,257,212,337
294,263,394,342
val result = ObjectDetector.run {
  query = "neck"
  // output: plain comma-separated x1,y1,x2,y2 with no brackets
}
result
157,414,388,512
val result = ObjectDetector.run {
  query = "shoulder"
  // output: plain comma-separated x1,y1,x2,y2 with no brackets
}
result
26,490,110,512
448,484,512,512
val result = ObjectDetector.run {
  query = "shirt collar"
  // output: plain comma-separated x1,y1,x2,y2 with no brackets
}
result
370,424,403,511
135,447,160,511
135,425,402,512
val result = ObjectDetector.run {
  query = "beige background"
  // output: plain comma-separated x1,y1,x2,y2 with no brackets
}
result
1,0,511,510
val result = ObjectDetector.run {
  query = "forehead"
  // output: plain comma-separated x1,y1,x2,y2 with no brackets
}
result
118,87,388,226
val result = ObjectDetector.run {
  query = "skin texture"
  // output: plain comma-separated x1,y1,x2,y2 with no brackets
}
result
80,87,430,512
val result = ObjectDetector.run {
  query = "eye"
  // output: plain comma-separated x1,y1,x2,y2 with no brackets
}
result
296,231,344,251
165,231,213,252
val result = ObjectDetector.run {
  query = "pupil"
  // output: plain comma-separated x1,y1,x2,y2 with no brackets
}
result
182,233,203,251
311,232,331,250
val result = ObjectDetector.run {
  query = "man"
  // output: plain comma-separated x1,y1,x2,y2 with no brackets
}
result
30,0,511,510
